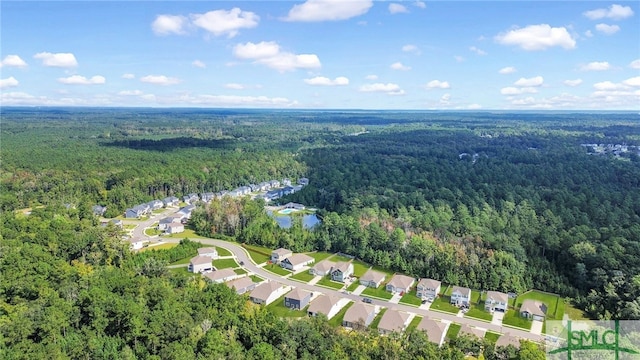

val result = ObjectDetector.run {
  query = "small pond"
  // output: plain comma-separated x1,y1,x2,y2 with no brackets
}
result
267,210,321,229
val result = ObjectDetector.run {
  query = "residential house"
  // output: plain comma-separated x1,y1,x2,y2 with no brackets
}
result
417,318,448,346
177,205,195,219
377,309,411,335
271,248,293,264
309,260,336,277
282,178,292,186
280,253,315,271
183,193,199,204
331,262,354,283
282,186,295,196
92,205,107,216
200,192,215,203
416,278,441,300
188,255,213,273
128,237,147,251
283,202,305,210
284,288,313,310
158,215,182,230
147,199,164,210
197,247,219,259
342,303,377,329
292,185,303,193
163,196,179,207
225,277,256,295
496,333,521,349
204,269,241,284
298,178,309,186
109,219,123,228
459,324,485,339
307,295,343,319
166,223,184,234
125,204,148,219
386,274,415,294
269,180,281,188
519,300,546,321
265,189,282,201
450,286,472,306
485,291,509,312
257,182,271,191
249,282,286,305
360,269,386,288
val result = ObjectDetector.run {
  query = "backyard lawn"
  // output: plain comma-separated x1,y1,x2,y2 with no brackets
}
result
169,267,190,275
212,258,239,269
264,263,291,276
329,254,354,263
464,303,493,321
399,290,423,306
502,310,533,330
429,296,460,314
352,260,370,277
266,297,308,318
369,308,387,330
361,284,393,300
565,304,589,320
242,244,272,264
234,268,247,275
446,323,461,339
291,271,315,282
329,302,353,327
316,277,345,290
306,251,334,262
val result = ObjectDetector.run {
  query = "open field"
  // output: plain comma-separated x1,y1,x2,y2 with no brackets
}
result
212,258,239,269
242,244,272,264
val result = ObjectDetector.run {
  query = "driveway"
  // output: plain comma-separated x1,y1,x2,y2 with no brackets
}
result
530,319,544,335
491,311,505,326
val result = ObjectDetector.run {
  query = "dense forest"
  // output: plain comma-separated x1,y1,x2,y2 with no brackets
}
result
2,107,640,357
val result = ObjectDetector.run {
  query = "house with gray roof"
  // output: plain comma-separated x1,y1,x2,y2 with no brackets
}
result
485,291,509,312
204,268,241,284
309,260,336,277
188,255,213,273
342,303,377,329
386,274,415,294
360,269,386,288
331,262,354,283
416,278,441,300
377,309,411,335
417,318,448,346
284,288,313,310
520,299,546,321
307,295,343,319
225,277,256,295
450,286,472,306
280,253,314,271
271,248,293,264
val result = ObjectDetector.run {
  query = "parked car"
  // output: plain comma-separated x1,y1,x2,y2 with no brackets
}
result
239,261,245,266
362,297,373,304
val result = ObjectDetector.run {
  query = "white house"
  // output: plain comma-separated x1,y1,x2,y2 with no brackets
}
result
485,291,509,312
204,269,241,284
127,237,147,250
416,278,441,300
249,282,286,305
309,260,336,277
450,286,472,306
197,247,219,259
166,223,184,234
188,255,213,273
331,262,354,283
280,253,314,271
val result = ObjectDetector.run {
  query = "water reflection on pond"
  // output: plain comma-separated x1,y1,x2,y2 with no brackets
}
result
267,210,321,229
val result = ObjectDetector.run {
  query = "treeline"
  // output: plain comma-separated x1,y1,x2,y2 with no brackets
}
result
0,205,547,359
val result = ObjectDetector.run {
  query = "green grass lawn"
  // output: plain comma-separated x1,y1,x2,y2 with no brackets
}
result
290,271,315,282
264,263,291,276
164,228,198,239
443,285,453,296
124,224,137,230
216,246,232,257
212,258,239,269
234,268,247,275
144,226,161,236
399,290,423,306
371,265,394,277
169,256,193,265
266,296,308,318
446,323,461,340
250,275,264,283
242,244,272,264
465,303,492,321
316,277,345,290
169,267,190,275
352,260,370,277
470,291,481,304
502,310,532,330
346,281,360,292
361,284,393,300
139,243,178,252
306,251,334,262
429,296,461,314
516,290,563,320
329,301,353,327
407,316,422,332
565,304,589,320
369,308,387,330
485,332,501,344
329,254,354,263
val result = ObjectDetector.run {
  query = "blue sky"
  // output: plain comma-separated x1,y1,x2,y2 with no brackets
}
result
1,1,639,109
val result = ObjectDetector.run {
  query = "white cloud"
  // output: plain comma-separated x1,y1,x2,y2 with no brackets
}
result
580,61,610,71
514,76,544,87
365,74,378,80
390,62,411,71
359,82,403,95
389,3,408,14
122,73,135,79
495,24,576,51
623,76,640,87
0,76,19,88
595,23,620,35
454,55,465,63
584,4,634,20
593,81,624,91
469,46,487,55
584,30,594,38
500,86,538,95
511,96,537,105
152,15,188,35
499,66,517,74
140,75,181,85
426,80,451,89
192,60,206,68
191,8,259,38
0,55,28,68
563,79,583,87
630,59,640,69
58,75,106,85
233,41,321,72
402,44,419,53
283,0,373,22
33,52,78,67
304,76,349,86
225,83,245,90
467,103,482,109
118,90,144,96
440,93,451,105
414,1,426,9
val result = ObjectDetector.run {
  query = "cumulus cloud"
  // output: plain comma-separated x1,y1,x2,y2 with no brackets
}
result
630,59,640,69
191,8,259,38
283,0,373,22
33,52,78,67
224,83,245,90
122,73,135,79
0,55,28,68
118,90,144,96
389,3,408,14
593,81,625,91
584,30,594,38
233,41,321,72
595,23,620,35
414,1,426,9
469,46,487,55
499,66,517,74
0,76,19,88
390,62,411,71
304,76,349,86
359,82,404,95
623,76,640,87
563,79,583,87
58,75,106,85
152,15,188,35
365,74,378,80
425,80,451,89
580,61,610,71
495,24,576,51
500,87,538,95
514,76,544,87
140,75,181,85
583,4,634,20
192,60,206,68
402,44,419,53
